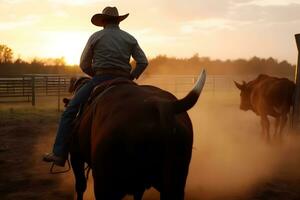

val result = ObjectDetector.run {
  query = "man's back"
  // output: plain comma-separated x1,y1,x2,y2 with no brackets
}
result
92,24,137,71
80,24,148,77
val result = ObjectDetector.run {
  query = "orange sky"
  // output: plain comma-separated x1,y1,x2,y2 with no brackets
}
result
1,0,300,65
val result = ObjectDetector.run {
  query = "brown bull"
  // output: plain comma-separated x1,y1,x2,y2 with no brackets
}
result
234,74,295,140
70,71,206,200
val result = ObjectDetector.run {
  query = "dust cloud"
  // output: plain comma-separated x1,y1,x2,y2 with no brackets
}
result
33,90,300,200
185,92,300,200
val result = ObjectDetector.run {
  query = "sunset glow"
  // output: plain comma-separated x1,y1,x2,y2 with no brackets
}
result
1,0,300,65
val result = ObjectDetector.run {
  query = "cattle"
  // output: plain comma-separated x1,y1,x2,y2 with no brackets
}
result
70,70,206,199
234,74,295,140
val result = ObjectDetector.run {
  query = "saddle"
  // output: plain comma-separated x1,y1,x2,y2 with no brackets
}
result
88,77,136,104
74,77,136,116
64,77,136,117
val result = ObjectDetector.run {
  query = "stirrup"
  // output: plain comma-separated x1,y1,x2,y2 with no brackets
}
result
50,159,71,174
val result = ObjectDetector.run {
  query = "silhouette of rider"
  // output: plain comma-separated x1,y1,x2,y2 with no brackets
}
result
43,6,148,166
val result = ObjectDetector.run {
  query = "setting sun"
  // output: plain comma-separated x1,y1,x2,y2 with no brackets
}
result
39,31,91,65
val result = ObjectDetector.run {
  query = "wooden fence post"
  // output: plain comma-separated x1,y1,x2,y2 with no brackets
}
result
292,34,300,130
58,76,61,112
31,76,36,106
46,76,48,95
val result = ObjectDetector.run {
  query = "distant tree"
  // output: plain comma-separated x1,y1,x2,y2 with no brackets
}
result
52,57,66,66
0,44,13,63
188,53,200,64
31,58,44,66
14,55,27,64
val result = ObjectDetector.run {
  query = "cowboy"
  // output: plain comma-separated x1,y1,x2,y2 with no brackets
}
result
43,6,148,166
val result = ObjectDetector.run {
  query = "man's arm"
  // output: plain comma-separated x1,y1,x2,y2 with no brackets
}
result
131,42,148,80
80,35,95,77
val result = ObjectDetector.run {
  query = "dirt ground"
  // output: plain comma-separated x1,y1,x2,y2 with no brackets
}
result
1,93,300,199
0,106,74,200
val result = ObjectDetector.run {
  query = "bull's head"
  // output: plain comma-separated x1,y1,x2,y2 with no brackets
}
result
234,81,252,111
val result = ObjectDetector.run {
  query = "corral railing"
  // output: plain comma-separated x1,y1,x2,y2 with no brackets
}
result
138,74,260,96
0,74,75,109
0,73,292,109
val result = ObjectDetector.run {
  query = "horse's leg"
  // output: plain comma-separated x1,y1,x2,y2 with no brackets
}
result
70,153,86,200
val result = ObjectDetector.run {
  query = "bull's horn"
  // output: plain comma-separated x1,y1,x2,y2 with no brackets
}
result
193,69,206,95
173,69,206,114
234,81,244,90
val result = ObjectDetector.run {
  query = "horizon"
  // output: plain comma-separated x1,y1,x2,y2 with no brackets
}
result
1,0,300,65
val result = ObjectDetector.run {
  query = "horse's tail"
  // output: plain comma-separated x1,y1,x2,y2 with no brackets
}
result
172,69,206,114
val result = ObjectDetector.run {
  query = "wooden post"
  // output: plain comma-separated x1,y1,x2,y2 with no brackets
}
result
22,76,24,96
212,75,216,98
292,34,300,129
58,76,61,112
46,76,48,95
31,76,36,106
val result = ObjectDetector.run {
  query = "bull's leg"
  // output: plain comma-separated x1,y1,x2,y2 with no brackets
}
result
93,182,124,200
261,115,270,141
160,163,187,200
279,114,288,138
133,190,145,200
274,117,280,138
93,171,124,200
160,150,189,200
70,153,86,200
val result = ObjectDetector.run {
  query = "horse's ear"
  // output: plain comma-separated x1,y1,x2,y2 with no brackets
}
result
69,77,77,93
234,81,244,90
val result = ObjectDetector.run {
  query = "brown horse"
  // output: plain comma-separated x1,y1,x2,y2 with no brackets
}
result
69,70,206,200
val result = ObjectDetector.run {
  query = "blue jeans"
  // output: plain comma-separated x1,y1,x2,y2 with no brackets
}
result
53,75,117,158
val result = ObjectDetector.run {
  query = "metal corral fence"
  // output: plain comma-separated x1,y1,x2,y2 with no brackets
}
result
0,74,75,109
0,73,273,109
138,74,259,96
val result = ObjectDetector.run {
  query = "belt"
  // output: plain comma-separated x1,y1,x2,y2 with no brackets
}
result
94,68,131,78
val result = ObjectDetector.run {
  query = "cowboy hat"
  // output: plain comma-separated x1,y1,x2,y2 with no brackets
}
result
91,6,129,27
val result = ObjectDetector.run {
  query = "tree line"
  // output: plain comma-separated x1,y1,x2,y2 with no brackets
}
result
0,44,296,78
144,54,295,78
0,44,80,75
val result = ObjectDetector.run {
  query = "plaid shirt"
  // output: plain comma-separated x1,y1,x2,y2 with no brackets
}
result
80,24,148,79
